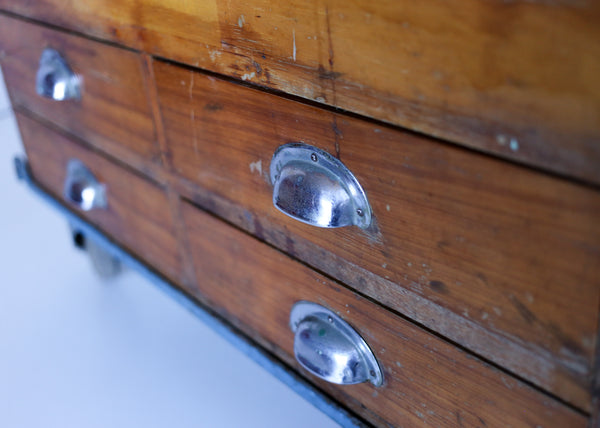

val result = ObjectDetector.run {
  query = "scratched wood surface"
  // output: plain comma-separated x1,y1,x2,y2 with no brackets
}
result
0,2,599,183
181,201,587,427
0,15,161,169
156,60,600,410
17,113,183,285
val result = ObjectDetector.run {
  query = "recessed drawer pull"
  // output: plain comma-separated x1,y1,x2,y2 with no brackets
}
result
289,301,383,386
36,48,81,101
63,159,106,211
270,143,372,229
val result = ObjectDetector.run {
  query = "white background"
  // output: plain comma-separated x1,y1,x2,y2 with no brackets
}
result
0,67,339,428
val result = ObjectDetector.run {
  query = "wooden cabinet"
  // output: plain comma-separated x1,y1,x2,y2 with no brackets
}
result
1,3,598,426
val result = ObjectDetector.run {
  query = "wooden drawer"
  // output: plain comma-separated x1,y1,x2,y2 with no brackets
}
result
181,200,585,427
156,59,600,410
1,4,599,183
17,113,183,284
0,15,160,170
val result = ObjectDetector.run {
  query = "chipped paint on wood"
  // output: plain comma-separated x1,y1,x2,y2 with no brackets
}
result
509,137,519,152
209,49,222,62
188,71,198,157
190,109,199,158
292,28,296,61
249,159,262,175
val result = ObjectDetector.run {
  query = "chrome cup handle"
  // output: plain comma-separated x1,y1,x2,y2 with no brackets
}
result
270,143,372,229
290,301,383,386
63,159,107,211
36,48,81,101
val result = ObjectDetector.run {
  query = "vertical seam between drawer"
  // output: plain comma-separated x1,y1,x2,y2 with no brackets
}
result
140,53,171,170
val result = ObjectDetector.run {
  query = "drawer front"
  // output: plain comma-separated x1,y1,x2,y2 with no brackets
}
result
0,15,160,169
1,3,599,183
156,60,600,410
181,201,585,427
17,113,183,284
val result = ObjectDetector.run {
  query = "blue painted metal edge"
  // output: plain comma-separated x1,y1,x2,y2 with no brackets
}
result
14,156,364,428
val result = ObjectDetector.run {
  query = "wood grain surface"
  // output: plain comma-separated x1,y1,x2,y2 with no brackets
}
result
1,2,599,183
0,15,160,169
181,201,587,427
17,113,183,285
5,5,600,418
156,60,600,410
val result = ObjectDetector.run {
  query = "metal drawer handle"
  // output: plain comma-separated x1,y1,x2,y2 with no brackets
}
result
270,143,372,229
36,48,81,101
289,301,383,386
63,159,106,211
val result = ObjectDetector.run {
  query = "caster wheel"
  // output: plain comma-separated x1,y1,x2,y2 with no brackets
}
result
86,239,122,279
70,225,122,279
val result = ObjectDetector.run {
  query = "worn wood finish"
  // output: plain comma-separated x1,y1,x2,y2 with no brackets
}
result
181,201,586,427
156,60,600,409
1,3,599,183
17,113,183,285
5,5,599,421
0,15,160,168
